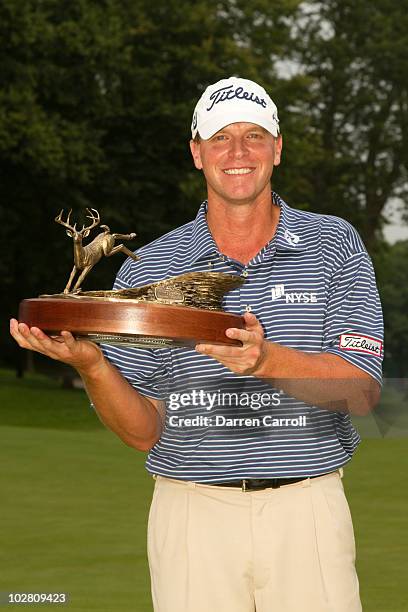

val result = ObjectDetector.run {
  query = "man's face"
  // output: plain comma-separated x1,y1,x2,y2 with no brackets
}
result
190,122,282,206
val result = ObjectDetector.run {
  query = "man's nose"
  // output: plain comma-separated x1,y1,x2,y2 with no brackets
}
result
228,137,248,158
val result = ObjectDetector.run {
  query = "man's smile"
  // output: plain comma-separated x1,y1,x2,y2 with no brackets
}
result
222,167,255,175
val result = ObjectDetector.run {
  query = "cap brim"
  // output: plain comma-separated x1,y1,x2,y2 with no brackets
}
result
197,110,279,139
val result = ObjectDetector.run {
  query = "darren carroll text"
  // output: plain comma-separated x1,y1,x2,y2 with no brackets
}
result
168,416,307,428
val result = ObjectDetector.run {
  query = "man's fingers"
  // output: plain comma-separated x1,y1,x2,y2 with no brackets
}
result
10,319,34,350
194,312,266,375
30,328,78,356
10,320,73,358
197,318,262,354
10,318,20,337
195,343,237,357
243,311,258,325
10,319,102,372
30,326,52,341
60,330,77,347
224,313,264,342
22,325,58,354
10,320,39,350
225,328,254,344
16,321,30,337
243,311,264,333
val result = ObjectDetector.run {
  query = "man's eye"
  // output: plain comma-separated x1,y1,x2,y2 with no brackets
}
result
214,134,228,141
248,132,262,139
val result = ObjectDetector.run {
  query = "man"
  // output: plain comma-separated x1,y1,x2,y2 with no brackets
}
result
11,76,383,612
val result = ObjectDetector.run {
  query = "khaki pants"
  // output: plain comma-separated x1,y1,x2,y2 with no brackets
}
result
147,471,361,612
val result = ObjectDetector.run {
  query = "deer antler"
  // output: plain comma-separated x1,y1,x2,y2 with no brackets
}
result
55,209,77,232
55,208,101,235
79,208,100,234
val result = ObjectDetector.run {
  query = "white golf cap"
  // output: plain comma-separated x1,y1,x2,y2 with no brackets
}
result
191,76,280,140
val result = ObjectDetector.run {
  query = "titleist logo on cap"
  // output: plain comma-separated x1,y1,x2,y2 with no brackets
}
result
206,85,268,112
191,76,280,139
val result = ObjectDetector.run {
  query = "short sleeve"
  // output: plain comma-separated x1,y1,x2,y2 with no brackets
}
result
322,251,383,385
100,272,169,400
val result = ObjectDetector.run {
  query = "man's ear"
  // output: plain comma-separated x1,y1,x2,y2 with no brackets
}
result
273,134,283,166
190,140,203,170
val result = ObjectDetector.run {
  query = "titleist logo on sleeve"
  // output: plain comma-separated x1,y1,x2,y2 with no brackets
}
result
206,85,268,111
339,334,383,356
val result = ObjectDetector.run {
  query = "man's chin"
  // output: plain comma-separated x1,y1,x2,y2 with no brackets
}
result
220,190,270,207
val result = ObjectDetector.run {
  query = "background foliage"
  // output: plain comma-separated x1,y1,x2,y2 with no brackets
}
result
0,0,407,375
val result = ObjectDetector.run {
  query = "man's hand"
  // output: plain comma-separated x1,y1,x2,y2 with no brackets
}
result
9,319,104,376
195,312,268,375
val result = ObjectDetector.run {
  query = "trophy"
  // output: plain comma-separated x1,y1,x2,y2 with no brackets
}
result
18,209,245,348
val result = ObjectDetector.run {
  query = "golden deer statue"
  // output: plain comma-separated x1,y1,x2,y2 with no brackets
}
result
55,208,139,293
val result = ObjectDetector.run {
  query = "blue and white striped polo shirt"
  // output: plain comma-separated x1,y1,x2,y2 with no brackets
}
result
103,193,383,482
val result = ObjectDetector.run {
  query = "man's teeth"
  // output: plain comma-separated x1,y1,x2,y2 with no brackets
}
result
223,168,253,175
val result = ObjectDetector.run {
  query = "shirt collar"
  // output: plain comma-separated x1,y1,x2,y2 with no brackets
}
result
188,192,307,264
189,201,218,263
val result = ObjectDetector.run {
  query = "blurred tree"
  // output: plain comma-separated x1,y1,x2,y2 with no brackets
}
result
0,0,301,373
376,241,408,377
292,0,408,252
0,0,130,373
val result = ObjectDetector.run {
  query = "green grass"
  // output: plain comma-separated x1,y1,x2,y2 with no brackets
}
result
0,369,104,431
345,440,408,611
0,370,153,611
1,369,407,611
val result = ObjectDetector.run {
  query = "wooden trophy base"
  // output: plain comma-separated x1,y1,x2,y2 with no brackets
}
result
18,298,245,348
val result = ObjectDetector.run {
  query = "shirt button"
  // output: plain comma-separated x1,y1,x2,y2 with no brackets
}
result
245,305,252,312
242,270,249,277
